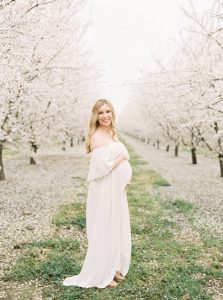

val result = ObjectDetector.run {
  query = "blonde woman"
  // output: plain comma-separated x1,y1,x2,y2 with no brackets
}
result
63,99,132,288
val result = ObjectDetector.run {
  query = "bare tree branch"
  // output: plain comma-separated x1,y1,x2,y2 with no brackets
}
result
25,0,58,14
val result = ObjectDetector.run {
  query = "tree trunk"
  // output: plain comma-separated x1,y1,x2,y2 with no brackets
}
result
62,140,66,151
175,144,179,157
219,154,223,177
70,137,74,147
157,140,160,149
191,147,197,164
166,145,170,152
30,156,36,165
0,143,5,180
30,142,38,165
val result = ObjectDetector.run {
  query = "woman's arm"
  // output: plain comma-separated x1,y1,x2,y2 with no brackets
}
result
112,154,128,170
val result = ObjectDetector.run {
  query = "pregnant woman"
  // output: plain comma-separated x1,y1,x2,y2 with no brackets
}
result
63,99,132,288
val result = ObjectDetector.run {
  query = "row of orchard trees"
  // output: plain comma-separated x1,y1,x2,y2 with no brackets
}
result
120,0,223,177
0,0,98,180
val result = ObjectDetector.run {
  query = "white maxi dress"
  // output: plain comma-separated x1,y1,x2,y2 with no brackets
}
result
63,141,132,288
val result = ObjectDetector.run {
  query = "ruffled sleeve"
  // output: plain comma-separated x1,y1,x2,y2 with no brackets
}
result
87,148,114,181
87,142,130,182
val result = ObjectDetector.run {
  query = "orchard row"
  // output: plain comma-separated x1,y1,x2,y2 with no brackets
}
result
0,0,98,180
120,0,223,177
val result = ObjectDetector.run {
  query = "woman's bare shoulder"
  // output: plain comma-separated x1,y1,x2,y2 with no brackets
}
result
90,131,104,151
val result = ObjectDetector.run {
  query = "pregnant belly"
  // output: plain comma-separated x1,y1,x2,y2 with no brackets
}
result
115,160,132,187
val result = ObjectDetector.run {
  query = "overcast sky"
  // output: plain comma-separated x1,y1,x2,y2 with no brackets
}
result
86,0,214,114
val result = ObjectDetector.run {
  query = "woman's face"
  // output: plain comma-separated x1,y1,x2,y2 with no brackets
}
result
97,104,112,127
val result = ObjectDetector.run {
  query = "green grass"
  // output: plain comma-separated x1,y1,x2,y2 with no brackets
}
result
52,175,87,229
127,143,170,188
5,239,81,284
52,202,86,229
5,142,223,300
3,146,20,157
160,198,196,215
27,239,80,251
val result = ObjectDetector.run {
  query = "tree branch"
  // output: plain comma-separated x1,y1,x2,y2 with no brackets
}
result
25,0,58,14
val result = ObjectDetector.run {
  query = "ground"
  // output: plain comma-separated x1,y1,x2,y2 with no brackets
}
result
0,137,222,300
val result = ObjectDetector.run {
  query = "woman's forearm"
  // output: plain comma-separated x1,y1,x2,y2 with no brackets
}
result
112,154,128,170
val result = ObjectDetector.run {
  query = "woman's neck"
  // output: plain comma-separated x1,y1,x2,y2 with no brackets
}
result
98,125,111,134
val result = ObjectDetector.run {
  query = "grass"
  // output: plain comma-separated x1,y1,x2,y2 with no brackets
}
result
52,202,86,229
5,239,81,283
5,142,223,299
160,198,196,215
3,145,20,157
52,175,87,229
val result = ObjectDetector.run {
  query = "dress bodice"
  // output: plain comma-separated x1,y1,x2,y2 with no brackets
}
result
87,141,131,182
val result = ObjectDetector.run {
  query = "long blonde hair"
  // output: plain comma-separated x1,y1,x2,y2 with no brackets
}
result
86,99,117,153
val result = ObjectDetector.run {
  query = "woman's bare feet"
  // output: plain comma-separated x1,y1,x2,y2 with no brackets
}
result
107,280,118,288
114,271,125,281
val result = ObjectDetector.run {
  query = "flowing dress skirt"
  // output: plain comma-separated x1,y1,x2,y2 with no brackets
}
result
63,142,132,288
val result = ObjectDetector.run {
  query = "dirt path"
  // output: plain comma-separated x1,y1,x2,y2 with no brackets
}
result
123,134,223,237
